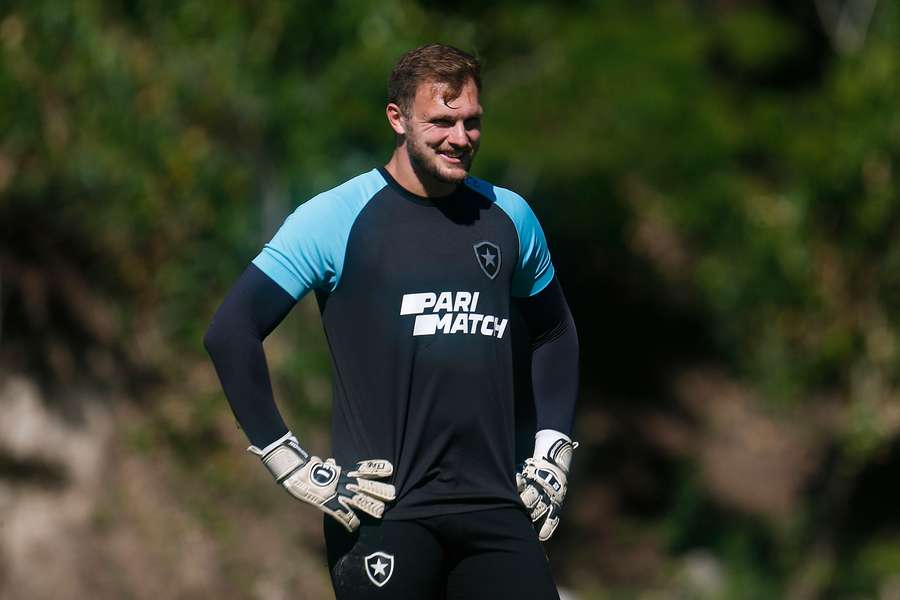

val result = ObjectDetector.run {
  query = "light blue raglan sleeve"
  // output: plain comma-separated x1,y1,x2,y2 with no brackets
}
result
492,187,556,297
251,169,386,299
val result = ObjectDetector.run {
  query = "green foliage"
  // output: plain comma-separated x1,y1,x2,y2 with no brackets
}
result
2,0,899,595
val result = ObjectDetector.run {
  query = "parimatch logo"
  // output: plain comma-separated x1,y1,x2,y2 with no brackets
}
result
400,291,508,338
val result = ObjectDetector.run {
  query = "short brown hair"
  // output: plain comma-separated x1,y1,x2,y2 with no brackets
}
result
388,43,481,116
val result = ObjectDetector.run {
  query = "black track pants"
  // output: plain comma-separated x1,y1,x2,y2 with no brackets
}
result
324,506,560,599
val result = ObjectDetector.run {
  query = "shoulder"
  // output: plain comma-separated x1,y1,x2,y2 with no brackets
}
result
292,169,388,221
465,175,554,295
254,169,389,297
463,176,540,228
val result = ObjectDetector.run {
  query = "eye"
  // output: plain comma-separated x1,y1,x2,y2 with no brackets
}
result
431,118,454,127
465,117,481,130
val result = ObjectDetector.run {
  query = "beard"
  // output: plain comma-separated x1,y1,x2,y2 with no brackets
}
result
405,131,477,186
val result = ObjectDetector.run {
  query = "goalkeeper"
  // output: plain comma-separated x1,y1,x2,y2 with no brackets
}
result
204,43,579,599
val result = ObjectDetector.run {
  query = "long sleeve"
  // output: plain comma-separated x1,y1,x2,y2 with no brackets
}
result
513,276,579,436
203,263,297,448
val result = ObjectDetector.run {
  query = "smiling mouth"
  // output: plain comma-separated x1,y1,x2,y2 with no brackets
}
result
438,151,467,164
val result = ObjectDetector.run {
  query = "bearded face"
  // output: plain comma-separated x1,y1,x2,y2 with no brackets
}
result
401,78,482,187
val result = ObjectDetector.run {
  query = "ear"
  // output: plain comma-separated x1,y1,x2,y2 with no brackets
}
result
386,103,406,135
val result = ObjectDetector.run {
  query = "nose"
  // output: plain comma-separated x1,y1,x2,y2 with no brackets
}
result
447,121,468,147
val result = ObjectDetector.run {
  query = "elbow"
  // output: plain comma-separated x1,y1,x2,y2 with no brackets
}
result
203,318,225,357
568,315,580,354
203,311,261,359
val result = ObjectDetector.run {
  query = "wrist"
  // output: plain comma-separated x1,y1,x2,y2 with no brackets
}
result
247,431,311,482
532,429,577,473
533,429,569,459
248,430,298,457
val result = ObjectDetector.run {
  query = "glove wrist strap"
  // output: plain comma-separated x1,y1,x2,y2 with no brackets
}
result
247,432,310,482
533,429,578,473
262,443,308,481
248,430,297,456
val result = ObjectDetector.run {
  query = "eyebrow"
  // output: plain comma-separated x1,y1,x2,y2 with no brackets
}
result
427,110,483,121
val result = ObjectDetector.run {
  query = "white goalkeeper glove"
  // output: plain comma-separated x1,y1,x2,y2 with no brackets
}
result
249,432,396,532
516,430,577,542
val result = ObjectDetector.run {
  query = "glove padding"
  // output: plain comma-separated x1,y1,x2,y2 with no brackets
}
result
250,435,395,532
516,436,577,542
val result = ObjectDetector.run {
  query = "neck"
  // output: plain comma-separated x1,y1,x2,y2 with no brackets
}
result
384,147,458,198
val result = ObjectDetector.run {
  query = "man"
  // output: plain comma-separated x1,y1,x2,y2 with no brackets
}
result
204,43,579,599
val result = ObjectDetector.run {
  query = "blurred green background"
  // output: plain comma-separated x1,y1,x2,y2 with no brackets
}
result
1,1,898,598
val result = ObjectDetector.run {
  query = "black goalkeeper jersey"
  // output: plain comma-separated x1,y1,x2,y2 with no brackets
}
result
252,167,555,519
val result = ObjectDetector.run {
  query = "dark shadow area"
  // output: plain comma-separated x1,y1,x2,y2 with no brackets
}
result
0,203,161,406
838,437,900,547
708,1,832,92
0,451,69,490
